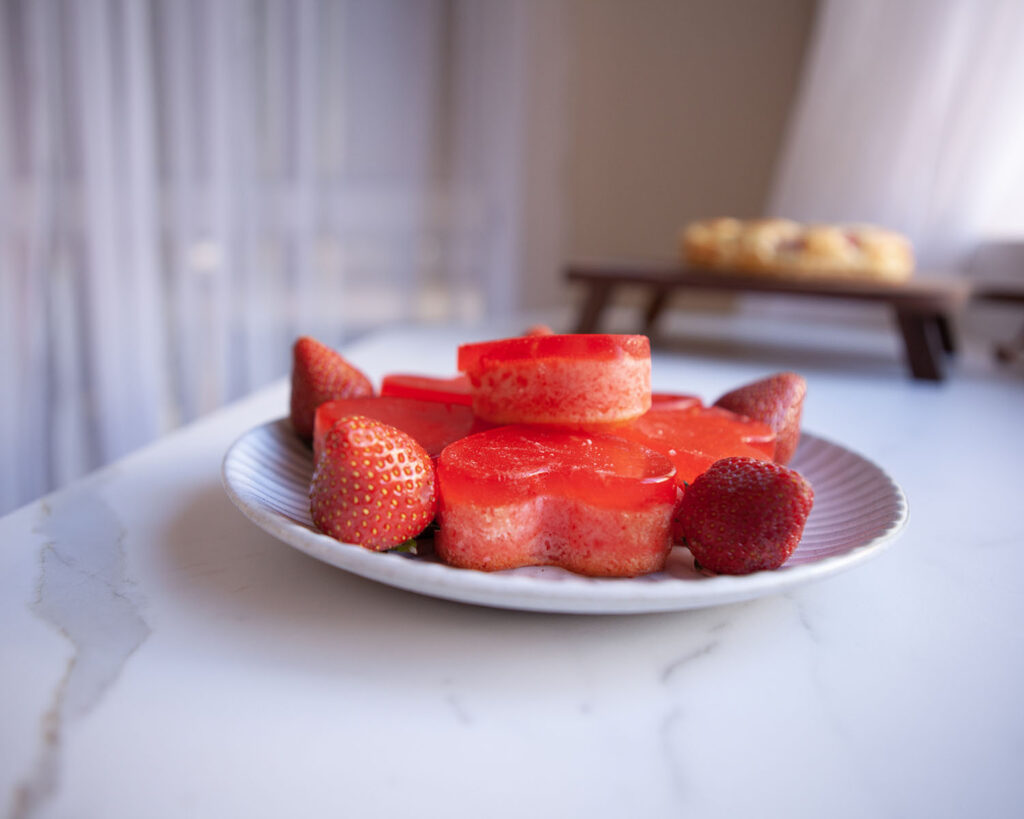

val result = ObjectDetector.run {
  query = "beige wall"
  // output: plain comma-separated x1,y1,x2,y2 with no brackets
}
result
566,0,817,262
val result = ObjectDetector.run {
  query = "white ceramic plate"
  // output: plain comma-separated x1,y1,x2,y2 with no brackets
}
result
222,420,908,614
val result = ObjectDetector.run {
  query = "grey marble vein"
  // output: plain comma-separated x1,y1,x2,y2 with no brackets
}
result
441,677,473,726
658,706,687,800
10,490,151,819
659,621,729,685
790,594,822,645
660,641,720,684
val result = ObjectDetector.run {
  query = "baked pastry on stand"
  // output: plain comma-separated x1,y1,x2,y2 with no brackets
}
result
681,217,914,284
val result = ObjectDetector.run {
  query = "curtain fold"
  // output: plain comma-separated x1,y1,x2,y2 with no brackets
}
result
0,0,567,515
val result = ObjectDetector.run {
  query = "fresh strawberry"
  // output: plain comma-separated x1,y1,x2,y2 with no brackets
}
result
713,372,806,464
675,456,813,575
310,416,437,550
290,336,374,440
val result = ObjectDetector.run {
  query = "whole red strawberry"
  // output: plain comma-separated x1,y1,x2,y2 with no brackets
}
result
676,456,813,575
290,336,374,440
714,372,806,464
310,416,437,550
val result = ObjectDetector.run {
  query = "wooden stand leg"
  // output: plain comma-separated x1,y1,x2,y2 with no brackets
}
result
895,310,947,381
936,313,957,355
994,322,1024,363
574,281,615,333
643,286,671,336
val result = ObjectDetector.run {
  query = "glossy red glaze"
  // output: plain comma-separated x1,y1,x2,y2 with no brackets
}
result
457,333,649,371
313,396,477,463
614,405,776,487
379,373,472,406
438,425,676,510
650,392,703,411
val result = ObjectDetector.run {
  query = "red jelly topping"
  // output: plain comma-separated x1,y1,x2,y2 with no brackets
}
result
614,405,776,487
313,396,477,463
650,392,703,411
379,373,472,406
457,333,649,372
438,425,676,511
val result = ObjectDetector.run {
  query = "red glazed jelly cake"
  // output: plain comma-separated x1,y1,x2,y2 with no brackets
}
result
436,425,677,576
457,334,651,426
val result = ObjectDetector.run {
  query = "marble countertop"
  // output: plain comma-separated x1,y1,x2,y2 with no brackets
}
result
3,321,1023,819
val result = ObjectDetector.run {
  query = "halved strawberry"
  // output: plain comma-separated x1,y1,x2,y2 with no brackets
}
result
290,336,374,440
675,456,814,575
310,416,437,550
713,372,806,464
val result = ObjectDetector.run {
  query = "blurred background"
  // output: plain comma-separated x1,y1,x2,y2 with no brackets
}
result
2,0,1024,516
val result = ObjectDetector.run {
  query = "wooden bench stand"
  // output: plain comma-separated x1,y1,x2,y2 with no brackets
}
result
566,263,971,381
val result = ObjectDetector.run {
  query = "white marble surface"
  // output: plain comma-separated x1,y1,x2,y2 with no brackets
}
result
2,318,1023,819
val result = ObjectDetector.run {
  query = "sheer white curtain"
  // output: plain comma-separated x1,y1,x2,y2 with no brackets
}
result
769,0,1024,272
0,0,568,515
